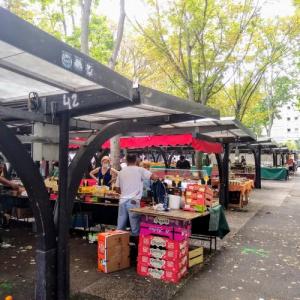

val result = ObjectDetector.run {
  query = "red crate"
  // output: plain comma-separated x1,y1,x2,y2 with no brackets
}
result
138,243,188,261
137,263,187,283
140,222,191,241
138,254,187,272
141,215,190,229
139,235,188,251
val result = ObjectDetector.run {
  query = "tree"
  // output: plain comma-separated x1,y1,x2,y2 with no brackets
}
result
80,0,92,54
262,75,296,137
109,0,126,170
135,0,261,104
66,14,113,64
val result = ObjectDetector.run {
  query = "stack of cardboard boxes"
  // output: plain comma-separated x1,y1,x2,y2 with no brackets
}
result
137,215,190,283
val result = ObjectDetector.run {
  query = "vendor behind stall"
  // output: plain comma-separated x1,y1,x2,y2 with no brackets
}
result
0,161,21,229
241,155,247,167
115,154,157,237
0,161,19,190
176,155,191,169
89,156,118,188
140,160,152,198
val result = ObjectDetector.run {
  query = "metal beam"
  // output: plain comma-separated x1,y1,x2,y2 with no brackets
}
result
0,105,104,131
56,113,70,300
39,88,139,117
139,85,220,119
0,7,133,100
0,59,72,92
0,120,57,299
0,105,48,122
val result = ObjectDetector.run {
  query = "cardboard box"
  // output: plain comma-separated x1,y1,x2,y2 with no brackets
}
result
140,222,191,241
98,230,130,273
138,254,187,272
138,243,188,260
139,235,188,251
137,263,187,283
141,215,190,229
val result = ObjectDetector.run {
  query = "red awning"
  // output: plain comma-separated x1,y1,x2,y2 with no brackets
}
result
101,134,223,153
70,134,223,153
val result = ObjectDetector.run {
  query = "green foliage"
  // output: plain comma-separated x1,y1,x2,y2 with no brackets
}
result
135,0,262,103
88,15,114,64
4,0,300,139
283,140,300,150
66,15,113,64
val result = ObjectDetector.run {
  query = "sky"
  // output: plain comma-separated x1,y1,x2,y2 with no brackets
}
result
99,0,296,24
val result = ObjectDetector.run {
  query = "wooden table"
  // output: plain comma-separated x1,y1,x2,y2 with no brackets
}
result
130,206,209,221
228,180,254,209
130,206,218,252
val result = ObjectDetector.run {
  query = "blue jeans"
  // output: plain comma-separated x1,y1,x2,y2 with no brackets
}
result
117,199,141,236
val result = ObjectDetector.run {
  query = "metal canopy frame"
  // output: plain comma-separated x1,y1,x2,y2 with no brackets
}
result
0,7,221,300
158,117,257,143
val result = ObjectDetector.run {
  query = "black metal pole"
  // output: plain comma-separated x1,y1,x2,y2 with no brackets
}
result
0,120,57,300
272,152,276,167
215,153,224,205
253,146,261,189
222,143,230,209
57,112,70,300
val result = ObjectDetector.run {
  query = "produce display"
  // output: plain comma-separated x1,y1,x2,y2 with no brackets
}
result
184,184,215,213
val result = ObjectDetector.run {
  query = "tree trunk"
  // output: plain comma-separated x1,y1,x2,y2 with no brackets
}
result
59,0,67,37
108,0,126,69
188,84,195,101
80,0,92,55
109,0,126,170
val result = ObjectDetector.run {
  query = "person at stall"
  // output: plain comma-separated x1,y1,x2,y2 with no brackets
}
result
176,155,191,169
50,161,59,178
241,155,247,167
89,156,118,188
140,160,152,199
115,154,157,238
0,162,21,229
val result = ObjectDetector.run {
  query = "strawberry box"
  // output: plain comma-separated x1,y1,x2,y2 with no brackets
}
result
137,263,187,283
138,243,188,260
140,222,191,241
138,254,187,272
141,215,191,229
139,235,188,251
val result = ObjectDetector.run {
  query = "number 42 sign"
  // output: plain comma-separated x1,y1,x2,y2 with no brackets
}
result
63,93,79,110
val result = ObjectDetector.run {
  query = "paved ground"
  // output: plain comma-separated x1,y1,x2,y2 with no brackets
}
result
176,173,300,300
1,174,299,299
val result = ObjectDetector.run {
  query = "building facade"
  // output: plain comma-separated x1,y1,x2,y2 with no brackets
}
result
265,103,300,143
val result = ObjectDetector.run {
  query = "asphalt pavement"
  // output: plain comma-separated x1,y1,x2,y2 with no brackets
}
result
175,173,300,300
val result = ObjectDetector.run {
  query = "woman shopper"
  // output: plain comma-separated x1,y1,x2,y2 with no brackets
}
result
89,156,118,188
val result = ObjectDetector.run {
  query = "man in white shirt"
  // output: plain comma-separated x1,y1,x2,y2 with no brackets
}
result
115,154,157,236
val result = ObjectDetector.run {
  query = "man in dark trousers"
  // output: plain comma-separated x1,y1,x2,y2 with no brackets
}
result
176,155,191,169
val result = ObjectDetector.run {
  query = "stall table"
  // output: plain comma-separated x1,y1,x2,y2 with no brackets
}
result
131,206,229,251
261,167,288,181
130,206,209,220
228,180,254,209
232,172,255,180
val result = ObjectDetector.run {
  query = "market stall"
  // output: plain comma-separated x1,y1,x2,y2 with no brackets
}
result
0,7,223,297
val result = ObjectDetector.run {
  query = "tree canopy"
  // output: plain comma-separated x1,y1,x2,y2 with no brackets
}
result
2,0,300,138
